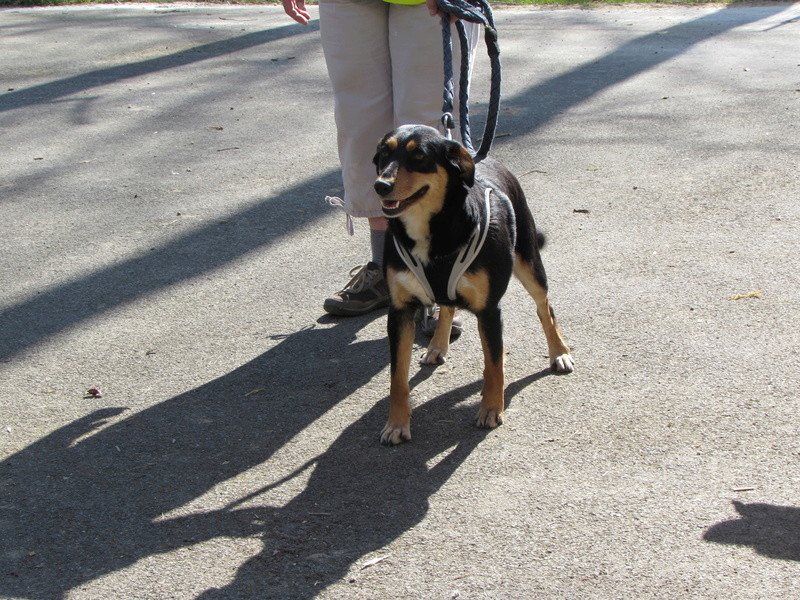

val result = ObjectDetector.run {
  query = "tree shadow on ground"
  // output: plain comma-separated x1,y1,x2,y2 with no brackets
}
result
0,169,338,363
703,501,800,561
0,20,319,114
483,3,792,144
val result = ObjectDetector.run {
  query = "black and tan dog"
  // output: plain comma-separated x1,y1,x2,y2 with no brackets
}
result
373,124,574,445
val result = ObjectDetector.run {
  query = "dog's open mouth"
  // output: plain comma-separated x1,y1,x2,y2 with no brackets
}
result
381,185,429,217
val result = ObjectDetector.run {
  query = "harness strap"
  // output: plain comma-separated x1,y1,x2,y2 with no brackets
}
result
394,188,492,304
447,187,491,300
393,236,436,303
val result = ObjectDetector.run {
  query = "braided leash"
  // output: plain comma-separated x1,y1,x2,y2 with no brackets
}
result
437,0,501,160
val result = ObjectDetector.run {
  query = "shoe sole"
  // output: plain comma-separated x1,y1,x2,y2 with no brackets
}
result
323,298,389,317
421,324,463,342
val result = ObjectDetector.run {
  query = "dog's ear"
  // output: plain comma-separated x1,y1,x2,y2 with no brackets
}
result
446,141,475,187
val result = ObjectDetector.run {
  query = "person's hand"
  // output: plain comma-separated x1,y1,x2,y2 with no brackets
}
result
426,0,457,23
282,0,311,25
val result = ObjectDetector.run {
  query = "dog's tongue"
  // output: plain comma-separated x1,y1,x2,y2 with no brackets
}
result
382,200,400,209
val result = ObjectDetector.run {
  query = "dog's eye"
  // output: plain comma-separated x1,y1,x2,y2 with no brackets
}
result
413,152,425,162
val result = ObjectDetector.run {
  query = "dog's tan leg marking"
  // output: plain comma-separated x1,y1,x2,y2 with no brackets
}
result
455,269,490,313
476,316,505,428
382,317,414,445
513,256,574,373
421,305,454,365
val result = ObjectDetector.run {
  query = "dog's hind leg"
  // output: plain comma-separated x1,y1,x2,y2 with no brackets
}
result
476,306,505,428
421,305,455,365
513,254,574,373
383,307,415,445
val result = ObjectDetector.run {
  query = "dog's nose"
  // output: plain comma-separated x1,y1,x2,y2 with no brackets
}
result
374,179,394,197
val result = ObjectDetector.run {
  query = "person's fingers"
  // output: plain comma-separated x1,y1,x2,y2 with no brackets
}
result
426,0,439,17
282,0,310,25
426,0,459,24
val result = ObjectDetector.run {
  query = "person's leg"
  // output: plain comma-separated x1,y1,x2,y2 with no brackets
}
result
319,0,392,315
388,5,480,135
320,0,393,221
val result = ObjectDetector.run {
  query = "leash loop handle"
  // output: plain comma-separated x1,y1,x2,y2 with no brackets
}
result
437,0,501,160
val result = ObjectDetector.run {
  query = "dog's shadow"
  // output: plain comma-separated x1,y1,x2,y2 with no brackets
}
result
193,383,492,598
0,315,551,600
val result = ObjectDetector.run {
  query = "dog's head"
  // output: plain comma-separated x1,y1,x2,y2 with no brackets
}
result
372,125,475,218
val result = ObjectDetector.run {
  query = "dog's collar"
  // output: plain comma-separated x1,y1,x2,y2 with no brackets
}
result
393,188,492,303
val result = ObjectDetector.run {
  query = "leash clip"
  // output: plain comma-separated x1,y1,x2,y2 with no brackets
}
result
441,112,455,140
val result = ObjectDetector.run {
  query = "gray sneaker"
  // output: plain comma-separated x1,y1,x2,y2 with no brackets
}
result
323,262,390,316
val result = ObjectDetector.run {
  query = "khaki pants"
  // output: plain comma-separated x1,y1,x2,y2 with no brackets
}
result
320,0,479,218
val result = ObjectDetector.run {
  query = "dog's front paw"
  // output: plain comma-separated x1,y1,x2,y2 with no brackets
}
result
381,420,411,445
420,346,447,365
551,353,574,373
475,407,504,429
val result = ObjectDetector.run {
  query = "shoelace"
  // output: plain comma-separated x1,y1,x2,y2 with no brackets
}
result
326,196,355,236
343,264,377,294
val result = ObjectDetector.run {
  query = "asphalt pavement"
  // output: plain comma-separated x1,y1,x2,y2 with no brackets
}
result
1,3,799,599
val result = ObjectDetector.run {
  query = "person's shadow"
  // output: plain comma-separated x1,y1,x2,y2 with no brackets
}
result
0,314,550,599
703,501,800,561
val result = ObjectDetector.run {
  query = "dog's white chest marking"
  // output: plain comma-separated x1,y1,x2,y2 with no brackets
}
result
412,240,430,264
400,217,431,265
